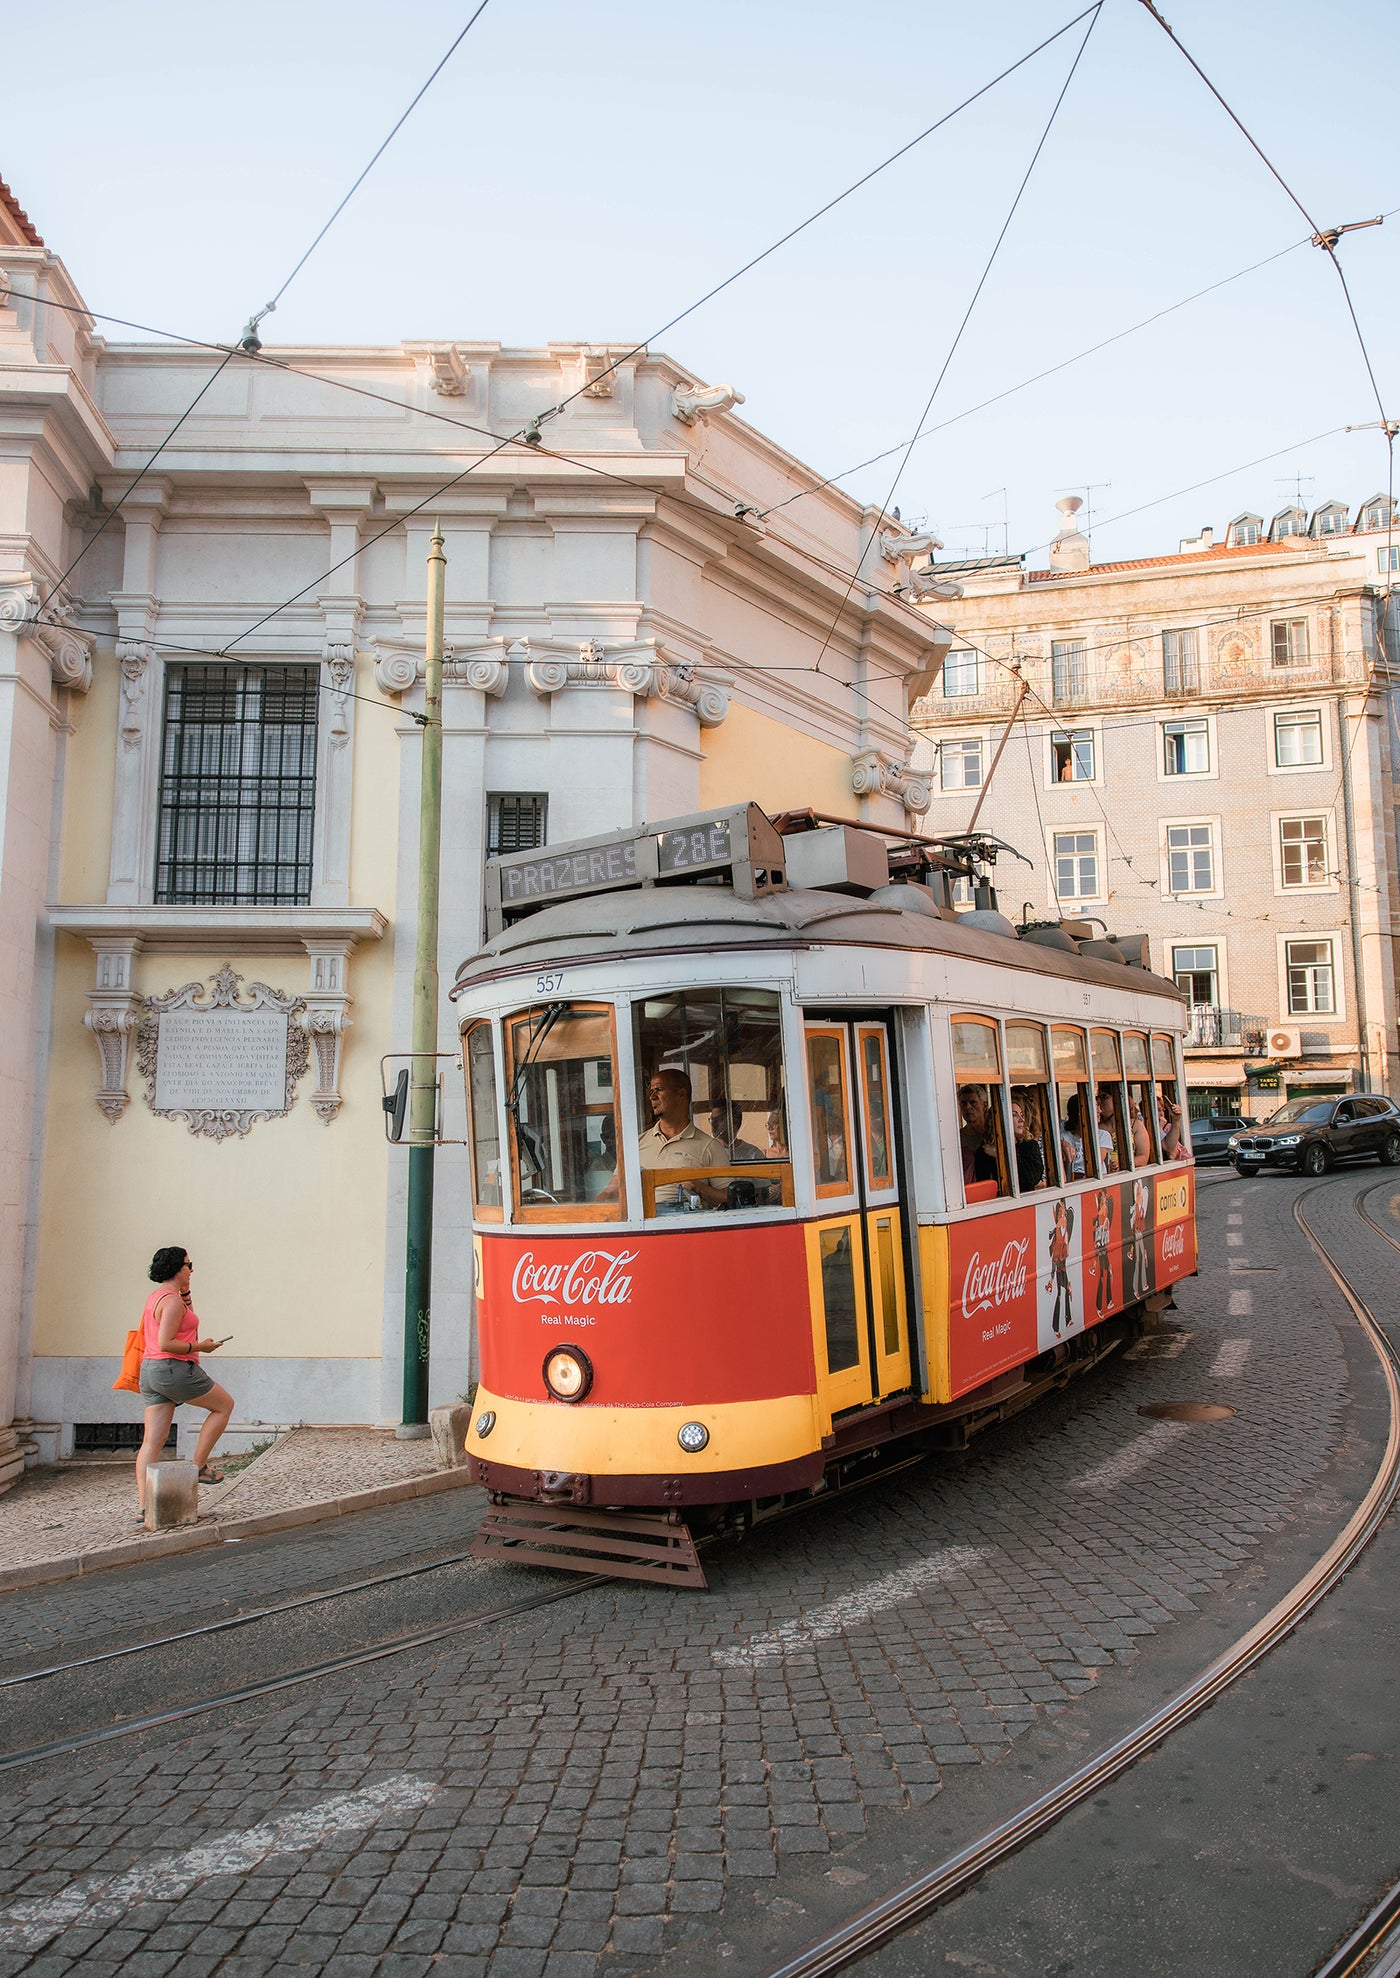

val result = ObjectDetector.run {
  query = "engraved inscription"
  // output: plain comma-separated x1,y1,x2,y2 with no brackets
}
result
154,1010,288,1113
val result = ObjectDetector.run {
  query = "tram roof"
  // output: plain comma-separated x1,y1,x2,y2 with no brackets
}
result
452,882,1184,1006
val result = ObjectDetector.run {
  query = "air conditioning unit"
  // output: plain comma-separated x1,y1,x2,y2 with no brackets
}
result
1266,1025,1302,1059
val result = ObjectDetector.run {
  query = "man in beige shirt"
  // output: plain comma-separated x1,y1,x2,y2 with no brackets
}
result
640,1069,728,1207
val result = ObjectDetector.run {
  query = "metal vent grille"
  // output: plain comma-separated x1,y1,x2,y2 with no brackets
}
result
488,792,547,857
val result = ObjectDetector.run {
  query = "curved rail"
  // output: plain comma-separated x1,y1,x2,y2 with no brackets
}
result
761,1178,1400,1978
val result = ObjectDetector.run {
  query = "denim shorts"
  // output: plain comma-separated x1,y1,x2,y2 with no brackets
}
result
139,1357,215,1404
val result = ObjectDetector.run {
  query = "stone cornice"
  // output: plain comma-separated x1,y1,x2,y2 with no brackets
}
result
48,906,388,956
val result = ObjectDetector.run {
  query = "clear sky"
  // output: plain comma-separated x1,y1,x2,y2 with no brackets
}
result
7,0,1398,567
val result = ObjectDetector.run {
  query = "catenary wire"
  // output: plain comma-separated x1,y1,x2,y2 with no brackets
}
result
809,4,1103,677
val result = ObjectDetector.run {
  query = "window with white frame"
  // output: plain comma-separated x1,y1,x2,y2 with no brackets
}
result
1053,829,1099,898
1166,822,1215,894
1279,815,1329,887
940,737,983,791
1050,729,1094,781
1162,628,1200,694
1172,944,1218,1005
942,650,980,697
1270,618,1309,667
1286,938,1336,1014
1274,707,1324,767
949,875,975,909
1379,545,1400,573
1050,640,1087,705
1163,717,1210,775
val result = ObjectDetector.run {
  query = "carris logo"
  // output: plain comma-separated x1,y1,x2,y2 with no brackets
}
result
1162,1224,1186,1261
511,1248,638,1309
962,1238,1029,1319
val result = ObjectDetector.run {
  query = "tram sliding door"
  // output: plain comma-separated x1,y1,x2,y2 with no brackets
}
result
803,1018,914,1418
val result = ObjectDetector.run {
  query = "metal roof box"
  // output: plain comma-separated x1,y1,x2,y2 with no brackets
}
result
783,825,889,896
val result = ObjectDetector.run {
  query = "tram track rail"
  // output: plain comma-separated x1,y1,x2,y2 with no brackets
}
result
760,1177,1400,1978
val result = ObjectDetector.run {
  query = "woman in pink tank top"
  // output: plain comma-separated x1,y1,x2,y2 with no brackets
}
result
135,1245,235,1522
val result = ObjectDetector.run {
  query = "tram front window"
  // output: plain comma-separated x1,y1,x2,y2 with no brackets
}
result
504,1002,624,1219
633,987,791,1215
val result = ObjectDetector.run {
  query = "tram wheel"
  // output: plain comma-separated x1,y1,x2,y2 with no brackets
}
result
1302,1142,1331,1178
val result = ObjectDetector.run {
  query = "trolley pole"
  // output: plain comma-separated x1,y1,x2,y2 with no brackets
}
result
400,522,446,1435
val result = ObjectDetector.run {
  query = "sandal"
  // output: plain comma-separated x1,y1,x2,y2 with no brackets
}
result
197,1464,224,1485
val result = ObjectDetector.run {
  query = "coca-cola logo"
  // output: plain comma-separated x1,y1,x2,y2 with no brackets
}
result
961,1238,1029,1319
511,1247,638,1309
1162,1224,1186,1260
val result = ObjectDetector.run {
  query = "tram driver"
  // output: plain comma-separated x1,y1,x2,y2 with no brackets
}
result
639,1068,729,1209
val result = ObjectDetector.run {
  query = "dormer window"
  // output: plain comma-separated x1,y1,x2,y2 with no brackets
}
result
1269,507,1307,541
1226,513,1262,548
1358,495,1397,533
1311,501,1348,537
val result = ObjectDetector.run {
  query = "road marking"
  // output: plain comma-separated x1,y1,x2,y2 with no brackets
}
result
0,1775,436,1954
1229,1195,1243,1208
1071,1422,1190,1491
1227,1213,1243,1227
1212,1337,1252,1378
713,1546,988,1667
1228,1288,1254,1317
1226,1231,1244,1247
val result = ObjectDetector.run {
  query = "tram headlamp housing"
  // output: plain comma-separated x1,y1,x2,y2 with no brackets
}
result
677,1421,710,1453
475,1410,496,1437
543,1345,593,1403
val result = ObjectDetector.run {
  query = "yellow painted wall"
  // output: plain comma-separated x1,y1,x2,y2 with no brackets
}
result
699,699,854,817
34,648,400,1363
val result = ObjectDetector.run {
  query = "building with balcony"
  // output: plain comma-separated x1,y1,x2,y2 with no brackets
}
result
911,495,1400,1119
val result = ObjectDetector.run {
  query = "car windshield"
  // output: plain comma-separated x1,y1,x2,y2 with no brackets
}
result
1265,1099,1335,1125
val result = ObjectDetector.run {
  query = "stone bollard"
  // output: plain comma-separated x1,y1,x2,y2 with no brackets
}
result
145,1459,200,1530
429,1403,472,1471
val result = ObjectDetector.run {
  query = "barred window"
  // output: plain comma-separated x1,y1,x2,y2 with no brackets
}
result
155,664,318,905
487,792,548,856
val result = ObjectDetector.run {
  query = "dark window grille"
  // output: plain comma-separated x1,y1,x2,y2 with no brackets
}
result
74,1421,176,1452
488,792,547,857
155,664,318,904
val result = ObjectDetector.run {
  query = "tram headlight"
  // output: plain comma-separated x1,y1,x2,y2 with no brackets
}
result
542,1345,593,1403
475,1410,496,1437
677,1421,710,1453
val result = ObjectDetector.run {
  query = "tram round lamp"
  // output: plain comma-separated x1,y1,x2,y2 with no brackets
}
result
474,1410,496,1437
543,1346,593,1403
677,1421,710,1453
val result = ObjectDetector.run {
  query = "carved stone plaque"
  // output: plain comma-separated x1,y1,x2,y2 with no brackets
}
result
137,965,309,1141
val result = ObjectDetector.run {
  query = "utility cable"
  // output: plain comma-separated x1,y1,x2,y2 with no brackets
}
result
809,4,1103,678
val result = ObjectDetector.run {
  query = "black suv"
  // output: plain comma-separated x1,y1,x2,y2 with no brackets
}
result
1230,1095,1400,1176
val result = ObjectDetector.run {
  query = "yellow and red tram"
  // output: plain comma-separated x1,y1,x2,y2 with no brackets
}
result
452,805,1196,1581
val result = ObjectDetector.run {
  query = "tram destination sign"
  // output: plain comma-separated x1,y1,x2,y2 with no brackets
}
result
486,803,787,932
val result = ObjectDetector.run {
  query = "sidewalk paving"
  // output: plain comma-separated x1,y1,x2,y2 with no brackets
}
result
0,1426,477,1593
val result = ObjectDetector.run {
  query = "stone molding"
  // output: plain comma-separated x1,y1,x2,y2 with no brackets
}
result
369,632,728,724
850,747,932,818
671,381,745,426
81,936,145,1122
0,584,94,693
135,964,310,1142
300,939,356,1123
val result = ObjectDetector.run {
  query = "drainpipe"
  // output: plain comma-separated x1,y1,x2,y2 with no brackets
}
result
1337,686,1371,1092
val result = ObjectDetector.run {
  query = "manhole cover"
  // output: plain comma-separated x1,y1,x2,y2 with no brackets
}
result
1137,1402,1238,1422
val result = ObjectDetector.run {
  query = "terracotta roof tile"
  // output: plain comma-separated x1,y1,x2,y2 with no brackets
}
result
0,174,44,248
1026,539,1317,582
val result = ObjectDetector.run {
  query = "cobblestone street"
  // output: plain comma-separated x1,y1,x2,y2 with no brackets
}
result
0,1173,1389,1978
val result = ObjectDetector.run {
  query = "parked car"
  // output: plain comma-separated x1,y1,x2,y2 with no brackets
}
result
1229,1095,1400,1176
1186,1113,1252,1164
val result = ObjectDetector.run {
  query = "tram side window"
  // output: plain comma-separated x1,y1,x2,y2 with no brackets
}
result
465,1021,503,1217
950,1017,1011,1204
1052,1026,1097,1181
633,987,790,1215
1123,1032,1159,1165
1005,1022,1058,1191
1152,1033,1190,1160
504,1003,623,1220
1090,1030,1128,1175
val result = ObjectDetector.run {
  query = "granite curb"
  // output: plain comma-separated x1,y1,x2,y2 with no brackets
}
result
0,1461,478,1595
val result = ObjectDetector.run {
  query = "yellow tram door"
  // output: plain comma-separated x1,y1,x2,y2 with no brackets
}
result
803,1019,914,1421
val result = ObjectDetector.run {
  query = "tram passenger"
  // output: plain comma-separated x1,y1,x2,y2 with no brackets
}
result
1010,1090,1046,1191
707,1099,766,1164
1157,1090,1187,1160
765,1109,788,1160
1128,1097,1153,1166
583,1114,617,1200
1061,1095,1088,1179
638,1068,728,1208
1095,1087,1122,1173
958,1086,998,1186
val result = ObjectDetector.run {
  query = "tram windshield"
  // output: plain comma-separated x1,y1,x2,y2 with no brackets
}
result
504,1002,624,1220
632,987,791,1215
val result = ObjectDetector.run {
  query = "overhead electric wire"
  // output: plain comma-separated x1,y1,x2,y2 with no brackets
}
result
809,3,1103,677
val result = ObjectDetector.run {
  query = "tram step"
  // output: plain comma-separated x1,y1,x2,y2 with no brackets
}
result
471,1502,708,1589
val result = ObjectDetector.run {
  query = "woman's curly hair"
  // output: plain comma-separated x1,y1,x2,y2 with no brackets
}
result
149,1246,189,1283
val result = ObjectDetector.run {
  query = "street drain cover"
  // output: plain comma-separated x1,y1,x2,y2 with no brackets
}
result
1137,1402,1237,1422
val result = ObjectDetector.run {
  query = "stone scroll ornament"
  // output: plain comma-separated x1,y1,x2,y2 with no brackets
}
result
135,965,310,1142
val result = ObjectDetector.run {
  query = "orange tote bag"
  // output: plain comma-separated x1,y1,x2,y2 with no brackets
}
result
112,1327,144,1394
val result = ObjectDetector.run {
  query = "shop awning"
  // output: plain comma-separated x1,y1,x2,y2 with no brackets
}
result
1186,1064,1246,1088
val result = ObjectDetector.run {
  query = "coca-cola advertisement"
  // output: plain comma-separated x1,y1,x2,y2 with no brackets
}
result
948,1207,1038,1395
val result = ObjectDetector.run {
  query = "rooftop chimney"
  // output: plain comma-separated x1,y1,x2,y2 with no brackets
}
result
1047,494,1090,573
1179,525,1214,554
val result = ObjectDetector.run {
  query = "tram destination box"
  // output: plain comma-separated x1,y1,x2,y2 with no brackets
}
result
485,802,788,933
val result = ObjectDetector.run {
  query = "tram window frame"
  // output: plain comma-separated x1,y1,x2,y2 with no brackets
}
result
1122,1030,1161,1165
807,1025,855,1200
1152,1032,1190,1161
1089,1028,1129,1176
503,1000,626,1224
855,1024,895,1193
634,986,793,1219
1005,1020,1059,1192
1051,1025,1098,1181
950,1015,1012,1206
464,1019,504,1220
